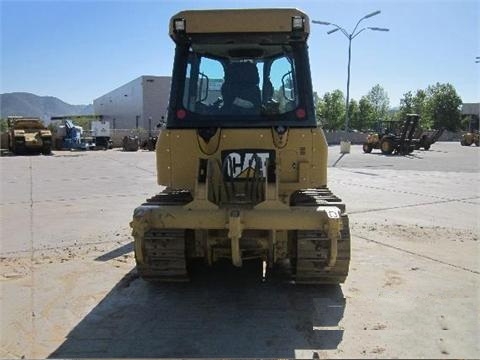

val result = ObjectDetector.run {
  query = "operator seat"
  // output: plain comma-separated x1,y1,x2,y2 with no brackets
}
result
221,62,261,114
263,77,274,103
262,77,280,115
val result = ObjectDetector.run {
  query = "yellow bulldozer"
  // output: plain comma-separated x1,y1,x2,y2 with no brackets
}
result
7,116,52,155
130,9,350,284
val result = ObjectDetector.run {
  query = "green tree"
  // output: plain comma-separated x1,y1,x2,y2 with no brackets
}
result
313,91,323,125
72,116,93,131
414,90,427,112
0,118,7,132
399,84,461,130
316,89,345,130
358,96,376,130
365,84,390,122
399,90,414,119
425,83,462,131
313,91,321,107
399,89,429,128
347,99,361,131
413,89,428,126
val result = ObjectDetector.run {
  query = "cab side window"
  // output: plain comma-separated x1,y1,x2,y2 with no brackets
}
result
269,56,298,113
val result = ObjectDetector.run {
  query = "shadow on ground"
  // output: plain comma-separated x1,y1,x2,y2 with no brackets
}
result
49,260,345,358
95,242,133,262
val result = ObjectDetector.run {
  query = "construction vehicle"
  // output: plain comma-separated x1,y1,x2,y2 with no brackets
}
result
7,116,52,155
414,127,445,150
378,114,420,155
363,130,389,153
362,120,400,153
54,119,95,150
129,9,350,284
363,114,420,155
140,136,158,151
122,135,139,151
91,120,113,150
460,115,479,146
461,132,479,146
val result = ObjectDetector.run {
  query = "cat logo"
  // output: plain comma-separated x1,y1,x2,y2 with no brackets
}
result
222,150,275,179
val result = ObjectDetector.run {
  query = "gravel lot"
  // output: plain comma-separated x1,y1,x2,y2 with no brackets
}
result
1,142,479,359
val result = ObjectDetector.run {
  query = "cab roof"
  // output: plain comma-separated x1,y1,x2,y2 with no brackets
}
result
169,8,310,42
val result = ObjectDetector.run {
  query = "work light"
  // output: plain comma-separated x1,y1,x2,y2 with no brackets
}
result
174,18,186,32
292,16,304,31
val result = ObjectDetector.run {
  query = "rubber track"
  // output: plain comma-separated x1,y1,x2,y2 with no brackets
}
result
136,190,192,282
292,187,351,284
137,229,189,282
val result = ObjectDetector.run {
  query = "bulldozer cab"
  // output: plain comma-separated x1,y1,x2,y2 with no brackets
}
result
167,9,315,129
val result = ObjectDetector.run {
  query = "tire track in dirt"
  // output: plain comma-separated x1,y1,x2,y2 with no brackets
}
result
356,234,480,275
348,196,480,215
332,178,479,205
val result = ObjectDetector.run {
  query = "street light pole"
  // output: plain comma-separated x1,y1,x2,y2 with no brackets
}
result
313,11,389,139
346,36,352,135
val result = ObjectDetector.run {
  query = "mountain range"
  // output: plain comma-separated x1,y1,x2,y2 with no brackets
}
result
0,92,93,122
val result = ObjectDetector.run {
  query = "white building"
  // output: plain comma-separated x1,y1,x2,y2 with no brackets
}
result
462,103,479,117
93,76,171,133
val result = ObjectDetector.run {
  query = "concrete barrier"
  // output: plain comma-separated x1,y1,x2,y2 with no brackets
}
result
324,130,462,145
324,131,368,145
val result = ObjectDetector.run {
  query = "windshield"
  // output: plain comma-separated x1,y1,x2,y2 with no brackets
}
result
184,51,298,116
168,41,316,128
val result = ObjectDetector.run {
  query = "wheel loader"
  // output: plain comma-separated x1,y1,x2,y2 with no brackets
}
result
379,114,419,155
362,120,400,153
130,9,350,284
460,116,479,146
363,114,420,155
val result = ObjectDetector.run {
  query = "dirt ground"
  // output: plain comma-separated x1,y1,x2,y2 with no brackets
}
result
1,143,479,359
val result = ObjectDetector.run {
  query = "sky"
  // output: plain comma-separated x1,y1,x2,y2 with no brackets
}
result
1,0,479,107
